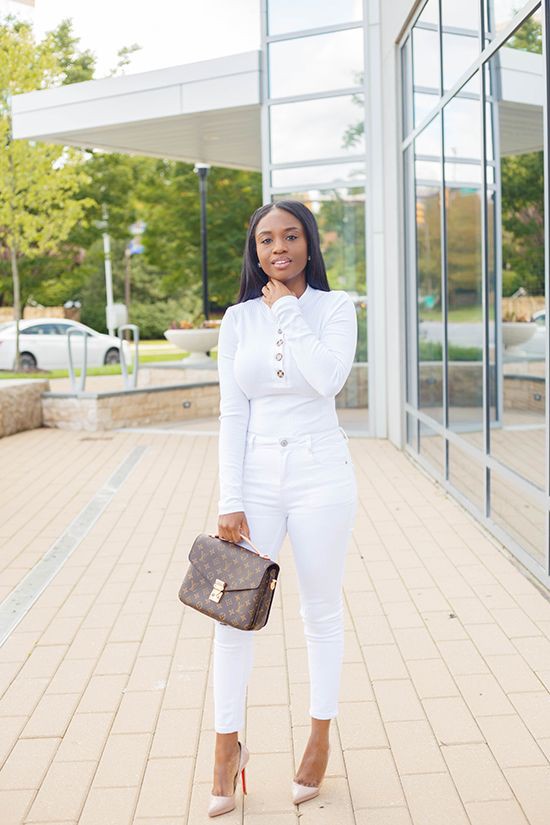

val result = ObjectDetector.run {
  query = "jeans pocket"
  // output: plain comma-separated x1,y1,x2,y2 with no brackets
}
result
310,437,352,469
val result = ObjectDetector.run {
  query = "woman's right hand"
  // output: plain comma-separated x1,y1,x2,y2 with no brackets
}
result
217,511,251,544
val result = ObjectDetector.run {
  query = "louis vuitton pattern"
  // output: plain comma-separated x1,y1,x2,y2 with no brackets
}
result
178,533,280,631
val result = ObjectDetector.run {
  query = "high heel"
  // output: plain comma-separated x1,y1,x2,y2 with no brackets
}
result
291,744,330,805
208,740,249,817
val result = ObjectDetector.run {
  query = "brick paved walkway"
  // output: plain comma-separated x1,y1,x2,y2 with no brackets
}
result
1,423,550,824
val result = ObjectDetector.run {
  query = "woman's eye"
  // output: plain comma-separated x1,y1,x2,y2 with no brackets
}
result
286,234,297,241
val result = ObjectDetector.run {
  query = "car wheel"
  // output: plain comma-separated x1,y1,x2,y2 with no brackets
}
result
104,347,120,365
18,352,37,371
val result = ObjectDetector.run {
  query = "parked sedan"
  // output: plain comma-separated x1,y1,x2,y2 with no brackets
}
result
0,318,129,371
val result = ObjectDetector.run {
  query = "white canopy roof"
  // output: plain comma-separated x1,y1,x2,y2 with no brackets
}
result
11,50,262,170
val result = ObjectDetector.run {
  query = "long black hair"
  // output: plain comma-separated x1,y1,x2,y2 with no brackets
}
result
236,200,330,303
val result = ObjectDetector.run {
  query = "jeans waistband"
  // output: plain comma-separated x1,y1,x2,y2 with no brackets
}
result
246,425,349,449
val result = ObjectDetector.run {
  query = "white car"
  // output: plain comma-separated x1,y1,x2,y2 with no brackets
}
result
0,318,130,371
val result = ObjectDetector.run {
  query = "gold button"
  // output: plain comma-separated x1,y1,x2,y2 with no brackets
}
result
276,369,285,377
275,353,283,361
276,338,283,346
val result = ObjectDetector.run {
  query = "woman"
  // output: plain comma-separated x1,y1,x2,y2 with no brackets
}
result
209,199,358,817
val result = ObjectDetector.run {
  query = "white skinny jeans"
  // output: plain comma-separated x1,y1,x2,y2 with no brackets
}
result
213,425,357,734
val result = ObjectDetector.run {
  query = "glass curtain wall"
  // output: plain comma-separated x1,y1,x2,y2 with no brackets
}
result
262,0,368,432
402,0,549,586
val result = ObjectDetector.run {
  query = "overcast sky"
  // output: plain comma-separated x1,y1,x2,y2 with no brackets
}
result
33,0,261,78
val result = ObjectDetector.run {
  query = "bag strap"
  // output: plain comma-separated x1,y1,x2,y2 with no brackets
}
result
209,532,271,560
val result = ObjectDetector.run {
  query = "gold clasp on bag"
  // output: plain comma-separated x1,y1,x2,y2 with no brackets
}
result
209,579,226,603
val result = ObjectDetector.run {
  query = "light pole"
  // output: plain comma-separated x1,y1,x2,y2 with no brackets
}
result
125,219,146,325
194,163,210,320
93,203,115,336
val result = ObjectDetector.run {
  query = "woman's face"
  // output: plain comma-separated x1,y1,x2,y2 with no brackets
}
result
254,208,308,284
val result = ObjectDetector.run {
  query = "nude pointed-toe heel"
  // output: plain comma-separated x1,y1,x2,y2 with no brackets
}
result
208,741,249,818
291,744,330,805
291,780,321,805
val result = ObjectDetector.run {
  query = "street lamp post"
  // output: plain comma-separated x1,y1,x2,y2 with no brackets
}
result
93,203,115,336
194,163,210,321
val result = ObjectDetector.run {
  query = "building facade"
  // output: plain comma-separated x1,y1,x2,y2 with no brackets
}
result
10,0,550,589
261,0,550,590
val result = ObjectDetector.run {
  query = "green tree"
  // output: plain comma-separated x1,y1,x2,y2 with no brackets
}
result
500,150,544,295
135,160,262,309
507,13,542,54
0,16,95,367
0,15,262,342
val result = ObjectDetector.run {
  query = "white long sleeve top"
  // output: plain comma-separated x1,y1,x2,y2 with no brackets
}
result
216,282,358,515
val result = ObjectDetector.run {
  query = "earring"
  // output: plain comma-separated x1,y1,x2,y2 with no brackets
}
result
307,255,311,261
257,261,262,268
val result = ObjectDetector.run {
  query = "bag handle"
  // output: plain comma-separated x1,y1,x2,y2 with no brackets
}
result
209,532,271,560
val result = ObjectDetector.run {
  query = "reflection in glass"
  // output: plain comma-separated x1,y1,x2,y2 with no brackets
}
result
267,0,362,36
441,0,480,29
273,188,365,296
414,92,440,127
414,117,443,422
441,0,479,90
442,33,479,91
271,161,365,189
273,187,368,423
485,13,545,490
268,28,364,99
412,0,440,126
491,472,546,566
404,145,417,410
444,97,483,166
485,1,541,40
415,114,441,163
449,441,484,511
417,182,443,421
444,80,483,437
270,94,365,164
407,413,418,450
419,420,444,475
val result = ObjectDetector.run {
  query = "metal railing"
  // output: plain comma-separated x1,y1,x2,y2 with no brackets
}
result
118,324,140,390
66,325,140,394
67,328,89,393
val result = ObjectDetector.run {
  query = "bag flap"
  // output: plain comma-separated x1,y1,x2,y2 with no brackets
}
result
188,533,278,591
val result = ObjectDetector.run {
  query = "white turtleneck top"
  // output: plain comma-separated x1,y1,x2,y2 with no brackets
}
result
216,282,358,515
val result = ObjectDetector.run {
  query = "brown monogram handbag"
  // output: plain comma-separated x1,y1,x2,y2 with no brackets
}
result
178,532,280,630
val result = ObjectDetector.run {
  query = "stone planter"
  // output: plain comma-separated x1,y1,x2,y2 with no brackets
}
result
502,321,537,350
163,328,220,368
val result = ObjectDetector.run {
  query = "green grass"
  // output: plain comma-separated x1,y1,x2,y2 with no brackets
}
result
419,340,482,361
0,351,190,380
419,306,494,323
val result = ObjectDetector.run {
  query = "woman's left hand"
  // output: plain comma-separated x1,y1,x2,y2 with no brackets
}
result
261,278,294,308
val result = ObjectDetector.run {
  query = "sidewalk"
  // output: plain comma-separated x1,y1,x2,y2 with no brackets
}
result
1,422,550,824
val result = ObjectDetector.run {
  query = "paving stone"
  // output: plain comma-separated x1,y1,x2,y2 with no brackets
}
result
1,427,549,825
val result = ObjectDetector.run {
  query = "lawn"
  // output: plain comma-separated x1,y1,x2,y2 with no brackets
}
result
0,351,192,380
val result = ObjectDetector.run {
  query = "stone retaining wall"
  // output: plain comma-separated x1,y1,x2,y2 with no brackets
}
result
502,374,545,414
0,379,50,438
42,381,220,431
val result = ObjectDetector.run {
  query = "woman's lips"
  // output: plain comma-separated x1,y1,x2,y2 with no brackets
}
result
272,259,292,269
